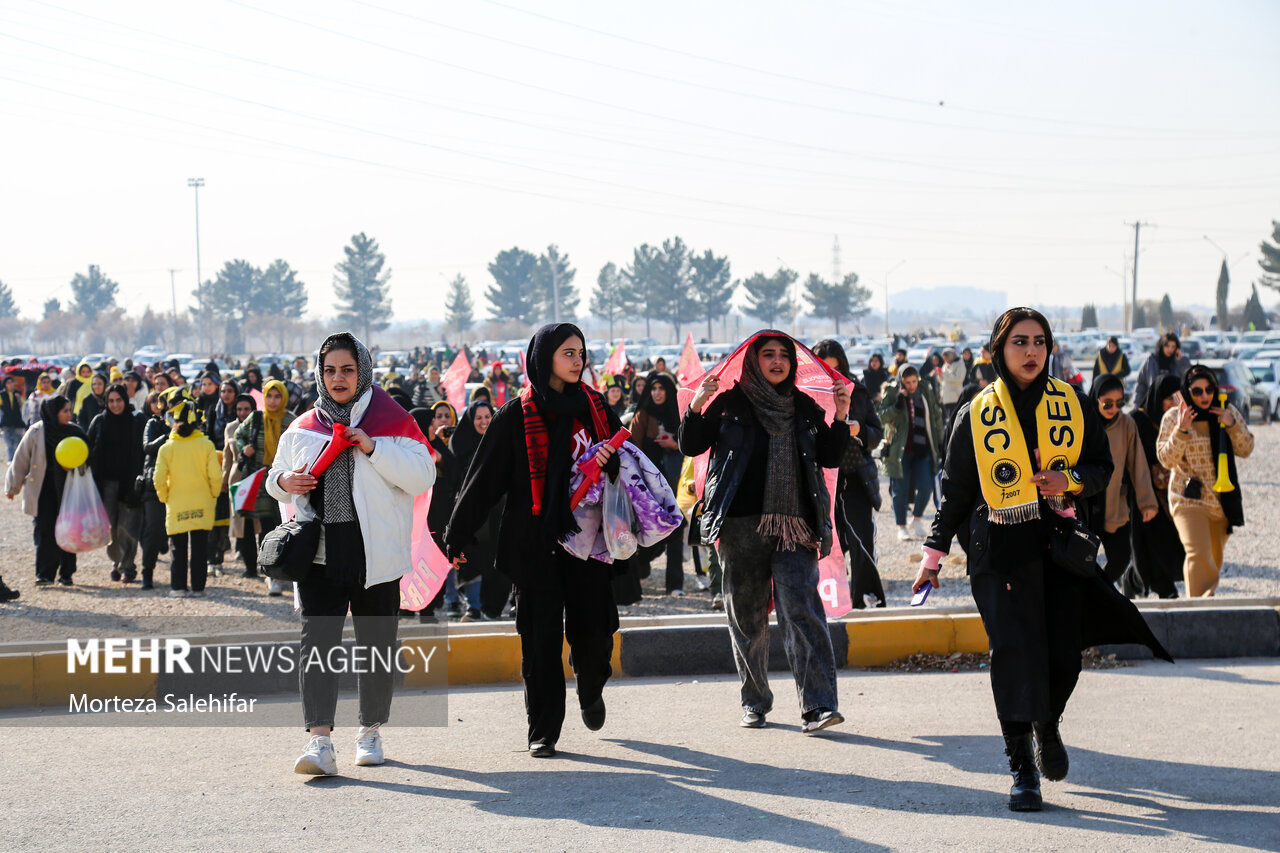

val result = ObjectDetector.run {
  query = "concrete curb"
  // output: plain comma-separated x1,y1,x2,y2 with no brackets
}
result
3,603,1278,711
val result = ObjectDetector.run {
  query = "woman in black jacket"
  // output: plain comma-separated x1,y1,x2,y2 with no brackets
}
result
138,391,171,589
814,339,886,608
446,323,624,758
863,353,890,400
1120,374,1183,598
87,383,145,582
450,399,509,619
628,373,686,596
679,331,850,734
913,307,1171,812
76,372,108,432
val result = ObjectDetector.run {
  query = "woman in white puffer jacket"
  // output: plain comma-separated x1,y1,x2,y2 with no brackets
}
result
267,332,435,777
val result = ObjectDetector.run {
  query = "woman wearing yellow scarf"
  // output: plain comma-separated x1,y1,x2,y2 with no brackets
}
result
232,378,294,595
911,307,1171,814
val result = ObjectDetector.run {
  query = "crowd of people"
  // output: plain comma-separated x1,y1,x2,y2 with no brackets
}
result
0,317,1259,810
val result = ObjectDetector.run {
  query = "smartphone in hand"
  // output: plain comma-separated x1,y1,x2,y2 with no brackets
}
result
911,581,932,607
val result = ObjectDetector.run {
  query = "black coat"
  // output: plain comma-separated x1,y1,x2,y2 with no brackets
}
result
678,385,848,557
925,389,1171,717
444,396,625,589
86,409,145,487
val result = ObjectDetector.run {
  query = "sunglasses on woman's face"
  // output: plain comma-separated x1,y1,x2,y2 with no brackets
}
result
1189,385,1213,398
1099,400,1120,411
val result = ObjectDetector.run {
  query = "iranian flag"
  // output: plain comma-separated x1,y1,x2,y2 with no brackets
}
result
229,467,267,513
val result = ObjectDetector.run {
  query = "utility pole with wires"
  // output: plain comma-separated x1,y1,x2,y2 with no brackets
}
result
188,178,205,292
832,235,842,287
168,268,182,347
1125,220,1153,332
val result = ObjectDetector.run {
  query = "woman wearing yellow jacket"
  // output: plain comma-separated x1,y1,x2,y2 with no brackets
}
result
153,388,222,597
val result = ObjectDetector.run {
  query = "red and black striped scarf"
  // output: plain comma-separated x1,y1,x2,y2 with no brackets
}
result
521,385,609,516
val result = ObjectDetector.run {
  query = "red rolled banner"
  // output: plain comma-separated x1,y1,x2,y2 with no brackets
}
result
569,428,630,511
309,423,355,477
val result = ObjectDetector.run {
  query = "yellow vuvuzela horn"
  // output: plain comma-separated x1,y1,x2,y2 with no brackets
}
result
1212,391,1235,493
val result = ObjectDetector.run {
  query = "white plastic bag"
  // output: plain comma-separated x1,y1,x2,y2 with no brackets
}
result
55,468,111,553
602,475,638,561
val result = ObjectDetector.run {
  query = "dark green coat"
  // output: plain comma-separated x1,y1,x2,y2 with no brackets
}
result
875,379,944,480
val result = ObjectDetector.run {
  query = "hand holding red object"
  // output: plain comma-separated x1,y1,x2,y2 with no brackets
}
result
309,423,356,477
569,428,630,511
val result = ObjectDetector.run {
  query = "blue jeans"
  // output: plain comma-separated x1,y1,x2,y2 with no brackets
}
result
2,427,22,462
444,568,482,611
890,449,934,526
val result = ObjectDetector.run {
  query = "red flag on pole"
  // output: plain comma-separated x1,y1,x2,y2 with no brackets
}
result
677,330,854,618
440,350,470,412
676,333,704,388
601,341,627,378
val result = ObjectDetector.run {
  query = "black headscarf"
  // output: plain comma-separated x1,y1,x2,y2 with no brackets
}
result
1141,374,1182,425
40,395,87,492
450,400,494,474
639,373,680,432
990,315,1053,450
1180,364,1219,422
1087,373,1126,431
524,322,598,544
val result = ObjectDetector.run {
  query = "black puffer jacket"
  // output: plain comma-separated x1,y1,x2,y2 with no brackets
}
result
140,415,170,499
678,385,848,556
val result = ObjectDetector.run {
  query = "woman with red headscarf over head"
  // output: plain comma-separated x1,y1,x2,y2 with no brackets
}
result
679,331,851,736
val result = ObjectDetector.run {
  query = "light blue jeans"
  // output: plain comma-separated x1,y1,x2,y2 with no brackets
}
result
443,568,482,611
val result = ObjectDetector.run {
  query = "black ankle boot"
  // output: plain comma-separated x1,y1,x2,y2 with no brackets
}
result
140,569,154,590
1033,721,1069,781
0,576,19,602
1003,733,1043,812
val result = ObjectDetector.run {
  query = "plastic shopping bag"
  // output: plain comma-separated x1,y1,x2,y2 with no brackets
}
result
602,475,638,561
55,468,111,553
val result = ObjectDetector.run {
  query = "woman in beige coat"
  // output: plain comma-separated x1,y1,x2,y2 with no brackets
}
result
1157,365,1253,596
221,394,261,578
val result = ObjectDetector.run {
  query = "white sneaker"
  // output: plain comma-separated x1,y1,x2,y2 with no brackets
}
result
169,589,190,598
693,576,710,591
267,578,285,597
912,518,930,539
294,735,338,775
668,589,684,598
897,526,913,541
354,725,385,766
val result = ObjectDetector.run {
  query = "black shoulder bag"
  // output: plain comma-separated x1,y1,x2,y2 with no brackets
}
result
257,463,321,583
1047,513,1101,579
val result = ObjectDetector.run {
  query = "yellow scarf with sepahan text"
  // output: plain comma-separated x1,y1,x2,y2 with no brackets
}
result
970,376,1084,524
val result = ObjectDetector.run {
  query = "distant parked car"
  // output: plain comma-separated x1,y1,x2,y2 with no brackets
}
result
1245,358,1280,422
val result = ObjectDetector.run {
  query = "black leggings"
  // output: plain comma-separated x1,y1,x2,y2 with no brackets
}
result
169,530,209,592
1100,523,1133,584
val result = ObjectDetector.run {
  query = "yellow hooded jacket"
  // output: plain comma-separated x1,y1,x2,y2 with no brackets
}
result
153,430,222,535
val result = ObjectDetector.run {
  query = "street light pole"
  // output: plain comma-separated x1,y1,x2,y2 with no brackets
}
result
187,178,204,291
884,260,906,338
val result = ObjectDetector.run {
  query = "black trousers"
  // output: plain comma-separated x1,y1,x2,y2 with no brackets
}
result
1100,523,1133,585
515,550,619,746
479,563,513,619
835,479,884,608
297,570,401,731
169,529,209,592
139,496,167,573
971,557,1082,723
237,507,280,573
33,511,76,582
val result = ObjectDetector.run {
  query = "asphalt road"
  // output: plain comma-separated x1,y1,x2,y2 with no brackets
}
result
1,659,1277,852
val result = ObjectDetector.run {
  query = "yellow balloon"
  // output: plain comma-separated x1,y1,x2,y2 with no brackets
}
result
55,436,89,469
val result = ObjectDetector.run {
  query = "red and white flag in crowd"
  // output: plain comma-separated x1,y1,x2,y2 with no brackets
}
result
601,340,627,377
676,333,704,387
229,467,266,513
678,331,854,618
440,349,470,412
400,490,450,611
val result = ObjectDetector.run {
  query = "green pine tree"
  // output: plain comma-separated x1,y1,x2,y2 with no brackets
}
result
688,249,734,341
70,264,119,321
533,245,578,322
0,280,16,319
1159,294,1174,331
1258,220,1280,294
444,274,475,338
334,233,393,343
741,267,798,328
590,262,628,341
486,247,538,323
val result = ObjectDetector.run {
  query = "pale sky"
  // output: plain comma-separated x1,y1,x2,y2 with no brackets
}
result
1,0,1277,325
